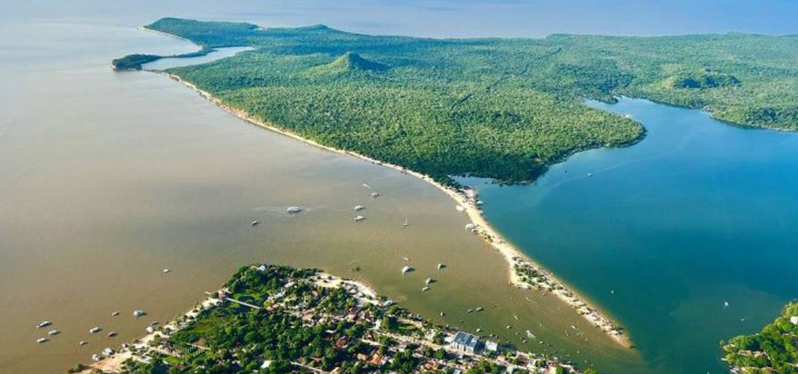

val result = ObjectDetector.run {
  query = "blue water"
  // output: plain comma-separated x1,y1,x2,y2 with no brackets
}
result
460,98,798,374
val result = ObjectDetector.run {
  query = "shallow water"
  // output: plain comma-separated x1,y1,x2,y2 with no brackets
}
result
466,98,798,374
0,10,641,374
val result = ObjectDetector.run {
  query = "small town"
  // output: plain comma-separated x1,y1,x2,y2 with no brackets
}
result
74,264,593,374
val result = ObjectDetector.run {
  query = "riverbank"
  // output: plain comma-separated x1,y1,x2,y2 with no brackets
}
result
155,70,631,348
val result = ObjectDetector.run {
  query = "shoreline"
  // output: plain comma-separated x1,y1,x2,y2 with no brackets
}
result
155,70,631,348
81,267,582,373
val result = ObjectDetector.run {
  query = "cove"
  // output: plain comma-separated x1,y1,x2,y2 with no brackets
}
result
460,97,798,374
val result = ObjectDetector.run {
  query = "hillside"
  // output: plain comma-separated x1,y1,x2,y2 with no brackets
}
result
118,18,798,184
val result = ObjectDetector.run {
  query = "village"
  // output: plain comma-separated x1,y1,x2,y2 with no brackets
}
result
75,264,591,374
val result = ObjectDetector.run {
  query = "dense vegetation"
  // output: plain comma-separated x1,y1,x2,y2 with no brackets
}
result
121,18,798,183
721,302,798,374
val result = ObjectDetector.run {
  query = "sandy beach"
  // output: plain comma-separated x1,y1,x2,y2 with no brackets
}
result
153,68,631,348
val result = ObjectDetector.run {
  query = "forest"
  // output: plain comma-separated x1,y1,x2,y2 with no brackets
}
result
721,302,798,374
118,18,798,184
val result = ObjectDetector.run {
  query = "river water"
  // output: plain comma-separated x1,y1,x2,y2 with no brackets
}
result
467,98,798,374
0,7,643,374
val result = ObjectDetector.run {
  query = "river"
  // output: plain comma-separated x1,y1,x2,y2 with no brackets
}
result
0,7,640,374
464,98,798,374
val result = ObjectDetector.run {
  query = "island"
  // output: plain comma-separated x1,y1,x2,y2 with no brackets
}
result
114,17,798,348
73,264,594,374
721,301,798,374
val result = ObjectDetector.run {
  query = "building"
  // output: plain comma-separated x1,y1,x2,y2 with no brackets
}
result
484,340,498,352
790,316,798,325
451,331,480,354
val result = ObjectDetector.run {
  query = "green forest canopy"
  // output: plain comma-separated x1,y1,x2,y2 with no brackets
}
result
721,302,798,374
121,18,798,184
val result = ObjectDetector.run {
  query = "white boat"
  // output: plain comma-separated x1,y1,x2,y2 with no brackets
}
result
455,205,465,212
437,263,445,270
465,223,476,232
354,215,366,222
362,183,371,189
251,220,260,226
587,173,593,177
145,326,154,334
108,331,117,338
92,354,101,361
476,200,485,206
425,278,434,285
133,310,146,317
48,329,59,336
401,265,414,274
476,307,484,312
440,312,445,317
354,205,365,211
37,337,48,344
422,287,430,292
476,328,482,333
111,311,120,317
103,347,115,356
286,206,303,214
37,321,51,329
79,341,88,346
370,192,380,198
89,327,101,334
403,218,409,227
163,268,171,274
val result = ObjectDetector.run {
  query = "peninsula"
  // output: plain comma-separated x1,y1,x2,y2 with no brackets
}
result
74,265,593,374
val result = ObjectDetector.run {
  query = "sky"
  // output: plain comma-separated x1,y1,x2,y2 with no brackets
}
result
5,0,798,37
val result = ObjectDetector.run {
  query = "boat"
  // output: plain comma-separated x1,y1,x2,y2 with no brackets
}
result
475,307,484,312
439,312,445,317
401,265,414,274
425,278,434,285
108,331,117,338
526,330,536,339
362,183,371,189
92,354,101,361
146,326,155,334
403,218,409,227
422,287,430,292
354,205,365,211
587,173,593,177
354,215,366,222
79,341,88,346
89,327,101,334
286,206,303,214
37,321,51,329
250,220,260,226
163,268,171,274
370,192,379,198
37,337,48,344
467,309,474,313
476,200,485,206
476,328,482,333
437,263,445,270
402,257,410,262
455,205,465,212
48,329,59,336
111,311,119,317
103,347,115,356
133,310,146,317
465,223,476,232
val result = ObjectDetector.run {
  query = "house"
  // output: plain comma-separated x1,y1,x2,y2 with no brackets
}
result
790,316,798,325
451,331,480,354
484,340,498,352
